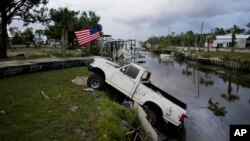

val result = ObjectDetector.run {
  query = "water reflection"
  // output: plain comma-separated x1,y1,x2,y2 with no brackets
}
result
175,59,186,67
182,66,214,87
199,73,214,87
221,72,240,102
158,58,175,76
182,66,192,76
208,98,227,117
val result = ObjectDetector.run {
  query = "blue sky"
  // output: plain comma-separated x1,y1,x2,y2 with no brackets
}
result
10,0,250,41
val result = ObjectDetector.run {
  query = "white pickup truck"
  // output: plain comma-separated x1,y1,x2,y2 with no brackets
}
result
87,57,187,127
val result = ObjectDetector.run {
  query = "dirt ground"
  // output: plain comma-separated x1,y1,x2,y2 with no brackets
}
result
7,47,82,57
71,76,88,86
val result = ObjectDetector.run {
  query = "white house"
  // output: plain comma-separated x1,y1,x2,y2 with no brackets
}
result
34,33,48,44
212,34,250,48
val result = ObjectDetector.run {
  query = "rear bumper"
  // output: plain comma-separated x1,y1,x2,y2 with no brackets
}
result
162,118,185,129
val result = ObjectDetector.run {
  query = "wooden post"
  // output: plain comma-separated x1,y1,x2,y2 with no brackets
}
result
87,43,90,55
99,39,103,56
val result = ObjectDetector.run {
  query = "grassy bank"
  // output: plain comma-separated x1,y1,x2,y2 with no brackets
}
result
198,51,250,62
0,67,138,141
1,46,103,62
1,48,83,61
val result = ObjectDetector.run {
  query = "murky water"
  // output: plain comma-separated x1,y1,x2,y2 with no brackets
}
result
134,51,250,141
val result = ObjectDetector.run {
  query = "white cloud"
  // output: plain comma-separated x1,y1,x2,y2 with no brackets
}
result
10,0,250,41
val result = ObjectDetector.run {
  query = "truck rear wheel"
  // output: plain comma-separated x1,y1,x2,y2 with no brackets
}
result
87,74,104,89
144,108,158,127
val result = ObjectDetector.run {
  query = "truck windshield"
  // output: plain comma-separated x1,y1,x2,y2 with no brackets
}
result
124,65,139,79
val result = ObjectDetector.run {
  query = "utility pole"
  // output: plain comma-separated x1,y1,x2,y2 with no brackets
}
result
134,39,136,55
199,21,204,52
194,34,197,51
168,27,171,47
231,25,236,53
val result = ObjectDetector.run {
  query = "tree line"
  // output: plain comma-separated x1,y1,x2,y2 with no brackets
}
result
143,23,250,49
0,0,102,58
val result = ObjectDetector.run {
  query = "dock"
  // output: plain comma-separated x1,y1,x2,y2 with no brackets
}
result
0,56,99,77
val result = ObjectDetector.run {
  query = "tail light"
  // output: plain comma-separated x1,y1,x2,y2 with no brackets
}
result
179,114,188,122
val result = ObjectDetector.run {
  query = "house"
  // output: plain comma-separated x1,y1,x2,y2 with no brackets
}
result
212,34,250,48
34,33,48,44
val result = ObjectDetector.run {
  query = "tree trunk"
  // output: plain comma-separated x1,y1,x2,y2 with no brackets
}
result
6,34,11,49
231,44,235,53
61,29,66,57
231,29,236,53
64,29,68,57
0,11,8,59
207,40,210,52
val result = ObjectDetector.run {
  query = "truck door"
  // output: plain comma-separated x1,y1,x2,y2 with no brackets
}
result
111,65,140,96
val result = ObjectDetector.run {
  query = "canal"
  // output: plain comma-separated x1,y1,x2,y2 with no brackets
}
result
135,51,250,141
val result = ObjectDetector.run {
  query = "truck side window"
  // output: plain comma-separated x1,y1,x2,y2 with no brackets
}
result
125,65,139,79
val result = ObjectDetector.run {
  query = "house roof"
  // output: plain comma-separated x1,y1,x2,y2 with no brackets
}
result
216,34,250,40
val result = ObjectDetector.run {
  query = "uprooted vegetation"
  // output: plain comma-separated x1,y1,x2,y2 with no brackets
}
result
0,67,141,141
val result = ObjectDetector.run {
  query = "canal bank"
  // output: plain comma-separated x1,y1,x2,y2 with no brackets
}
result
172,49,250,87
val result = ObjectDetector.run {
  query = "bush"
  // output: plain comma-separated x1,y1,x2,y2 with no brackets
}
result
222,53,231,60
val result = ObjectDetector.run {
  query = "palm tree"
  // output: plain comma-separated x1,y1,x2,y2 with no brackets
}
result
50,8,78,57
206,33,215,52
221,73,239,102
88,11,100,27
74,11,101,30
231,25,236,53
74,11,102,53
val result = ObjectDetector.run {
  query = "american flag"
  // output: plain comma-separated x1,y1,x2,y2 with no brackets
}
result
74,27,100,45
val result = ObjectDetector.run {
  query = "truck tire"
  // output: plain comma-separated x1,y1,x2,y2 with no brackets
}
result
87,74,104,89
143,108,158,127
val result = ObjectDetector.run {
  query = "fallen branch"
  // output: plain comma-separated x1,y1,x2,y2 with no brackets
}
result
41,90,50,100
125,125,143,141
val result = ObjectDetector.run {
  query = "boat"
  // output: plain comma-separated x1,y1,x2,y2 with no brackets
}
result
159,52,174,62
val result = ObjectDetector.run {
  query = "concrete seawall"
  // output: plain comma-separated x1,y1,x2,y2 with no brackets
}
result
0,57,98,77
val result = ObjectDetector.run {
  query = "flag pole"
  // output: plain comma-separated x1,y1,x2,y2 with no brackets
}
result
100,38,103,56
87,42,90,55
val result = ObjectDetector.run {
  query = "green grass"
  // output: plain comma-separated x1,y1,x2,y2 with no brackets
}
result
0,67,138,141
198,51,250,62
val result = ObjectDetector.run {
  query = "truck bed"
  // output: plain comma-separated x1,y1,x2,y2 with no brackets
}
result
143,82,187,109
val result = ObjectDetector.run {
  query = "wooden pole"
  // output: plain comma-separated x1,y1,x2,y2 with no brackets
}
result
199,21,204,52
88,43,90,55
